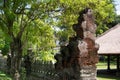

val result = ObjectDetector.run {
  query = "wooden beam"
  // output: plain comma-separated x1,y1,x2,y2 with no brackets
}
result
107,55,110,70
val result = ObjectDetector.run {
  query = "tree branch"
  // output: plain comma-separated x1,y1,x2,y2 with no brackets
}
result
17,17,31,39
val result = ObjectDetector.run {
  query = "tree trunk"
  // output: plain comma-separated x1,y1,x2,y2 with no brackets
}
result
10,38,22,80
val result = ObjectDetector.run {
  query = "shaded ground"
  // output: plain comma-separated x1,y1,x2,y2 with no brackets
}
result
97,61,120,80
97,69,120,80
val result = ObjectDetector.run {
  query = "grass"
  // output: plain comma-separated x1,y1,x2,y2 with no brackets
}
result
97,61,120,80
97,61,116,69
97,74,120,80
0,71,12,80
0,61,119,80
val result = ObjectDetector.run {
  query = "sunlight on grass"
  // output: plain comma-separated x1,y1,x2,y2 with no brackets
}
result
0,71,12,80
0,73,6,76
97,61,120,80
97,61,116,69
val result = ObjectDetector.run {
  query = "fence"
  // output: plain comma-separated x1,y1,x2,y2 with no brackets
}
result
29,60,60,80
0,56,69,80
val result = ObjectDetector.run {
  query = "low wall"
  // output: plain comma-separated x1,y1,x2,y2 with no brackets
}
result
0,54,7,72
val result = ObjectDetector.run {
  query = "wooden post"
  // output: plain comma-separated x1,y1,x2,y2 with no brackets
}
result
107,55,110,70
117,55,119,71
116,55,120,76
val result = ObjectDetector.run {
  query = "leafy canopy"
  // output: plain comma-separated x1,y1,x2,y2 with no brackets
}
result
0,0,116,60
0,0,57,60
55,0,116,42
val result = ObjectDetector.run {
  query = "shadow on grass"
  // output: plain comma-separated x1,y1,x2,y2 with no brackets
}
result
97,69,120,80
97,74,120,80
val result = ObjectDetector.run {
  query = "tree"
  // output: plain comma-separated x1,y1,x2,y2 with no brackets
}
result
0,30,5,53
55,0,116,43
0,0,57,80
0,29,10,55
108,15,120,28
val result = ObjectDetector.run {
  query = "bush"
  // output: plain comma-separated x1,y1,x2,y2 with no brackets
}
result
0,71,12,80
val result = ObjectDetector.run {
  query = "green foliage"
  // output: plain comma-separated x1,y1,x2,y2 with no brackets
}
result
0,0,116,60
0,30,5,49
108,15,120,28
0,0,57,59
1,40,10,55
21,19,56,58
0,71,12,80
0,30,10,55
55,0,116,42
36,50,55,61
115,15,120,23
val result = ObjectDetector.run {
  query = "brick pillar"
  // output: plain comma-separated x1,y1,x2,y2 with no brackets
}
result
55,8,99,80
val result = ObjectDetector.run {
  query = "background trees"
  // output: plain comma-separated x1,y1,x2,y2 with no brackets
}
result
56,0,116,43
0,0,57,79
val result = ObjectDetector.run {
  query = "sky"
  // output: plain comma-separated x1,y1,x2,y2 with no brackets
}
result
114,0,120,15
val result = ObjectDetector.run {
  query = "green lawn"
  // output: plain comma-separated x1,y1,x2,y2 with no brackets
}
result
97,61,116,69
97,61,120,80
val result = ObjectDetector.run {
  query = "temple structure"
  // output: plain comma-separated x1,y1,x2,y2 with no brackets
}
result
96,24,120,75
55,8,99,80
